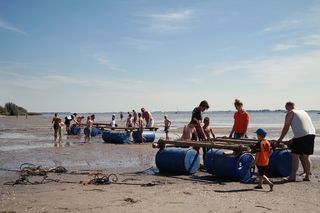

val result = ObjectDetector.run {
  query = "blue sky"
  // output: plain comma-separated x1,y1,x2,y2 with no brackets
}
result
0,0,319,112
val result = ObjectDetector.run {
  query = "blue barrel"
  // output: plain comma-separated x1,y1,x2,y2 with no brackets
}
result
132,131,155,143
155,147,200,175
84,127,102,137
102,131,130,144
268,150,292,177
205,149,255,182
70,124,81,135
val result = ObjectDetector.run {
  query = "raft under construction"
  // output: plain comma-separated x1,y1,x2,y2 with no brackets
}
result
153,137,291,181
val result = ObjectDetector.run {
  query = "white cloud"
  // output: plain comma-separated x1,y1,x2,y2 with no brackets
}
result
208,51,320,90
136,9,194,33
272,34,320,51
261,19,302,34
0,19,26,35
272,43,298,51
259,4,320,35
123,37,163,50
94,52,124,72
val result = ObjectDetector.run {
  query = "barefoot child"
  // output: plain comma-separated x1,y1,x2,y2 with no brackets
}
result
181,119,198,141
164,115,172,140
203,117,215,140
254,128,274,191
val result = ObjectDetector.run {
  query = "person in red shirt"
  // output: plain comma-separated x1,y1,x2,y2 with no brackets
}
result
229,99,250,139
254,128,274,191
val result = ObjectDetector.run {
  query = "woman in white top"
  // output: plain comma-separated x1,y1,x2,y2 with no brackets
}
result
278,101,316,181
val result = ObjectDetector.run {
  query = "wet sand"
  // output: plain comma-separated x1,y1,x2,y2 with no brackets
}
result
0,116,320,213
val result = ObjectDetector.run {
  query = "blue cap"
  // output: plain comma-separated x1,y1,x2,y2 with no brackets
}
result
255,128,267,136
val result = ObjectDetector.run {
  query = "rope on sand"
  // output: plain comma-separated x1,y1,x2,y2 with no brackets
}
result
2,163,163,187
3,163,69,186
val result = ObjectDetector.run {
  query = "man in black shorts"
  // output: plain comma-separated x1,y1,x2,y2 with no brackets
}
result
191,100,210,141
278,102,316,181
191,100,210,162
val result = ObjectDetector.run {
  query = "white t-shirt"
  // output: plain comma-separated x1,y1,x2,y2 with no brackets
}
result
291,109,316,138
111,120,116,127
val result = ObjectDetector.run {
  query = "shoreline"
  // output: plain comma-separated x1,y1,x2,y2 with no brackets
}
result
1,115,320,212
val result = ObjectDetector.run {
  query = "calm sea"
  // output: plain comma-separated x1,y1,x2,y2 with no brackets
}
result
1,111,319,154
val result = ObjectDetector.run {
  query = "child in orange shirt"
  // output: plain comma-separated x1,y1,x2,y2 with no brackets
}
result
254,128,274,191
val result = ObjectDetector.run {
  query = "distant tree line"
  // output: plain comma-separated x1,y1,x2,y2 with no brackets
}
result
0,102,40,116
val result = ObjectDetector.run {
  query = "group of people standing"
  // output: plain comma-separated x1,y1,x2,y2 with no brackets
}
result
52,112,96,144
51,99,316,187
181,99,316,190
123,108,155,129
123,108,155,143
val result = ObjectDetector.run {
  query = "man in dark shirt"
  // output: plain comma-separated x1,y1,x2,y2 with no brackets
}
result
191,100,210,141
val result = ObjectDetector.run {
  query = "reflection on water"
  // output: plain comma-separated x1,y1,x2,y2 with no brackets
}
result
0,143,53,151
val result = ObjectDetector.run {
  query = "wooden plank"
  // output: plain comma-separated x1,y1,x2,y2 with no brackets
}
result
215,137,258,142
93,123,111,126
157,139,251,152
99,126,159,131
212,137,258,144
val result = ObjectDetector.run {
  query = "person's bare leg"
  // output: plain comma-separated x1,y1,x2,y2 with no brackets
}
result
299,155,306,176
300,155,311,180
254,176,263,189
54,129,58,142
262,175,274,191
288,153,299,181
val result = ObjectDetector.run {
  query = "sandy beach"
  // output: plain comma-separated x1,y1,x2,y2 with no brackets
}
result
0,116,320,213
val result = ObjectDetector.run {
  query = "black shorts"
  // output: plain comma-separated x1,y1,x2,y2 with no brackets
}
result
292,134,315,155
164,126,169,133
53,123,59,130
257,165,269,176
65,120,70,126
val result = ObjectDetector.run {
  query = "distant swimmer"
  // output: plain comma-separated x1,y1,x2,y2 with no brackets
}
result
141,108,154,128
229,99,250,139
164,115,172,140
278,101,316,182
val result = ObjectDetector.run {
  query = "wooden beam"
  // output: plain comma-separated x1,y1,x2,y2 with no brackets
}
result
157,139,251,152
99,126,159,131
212,137,258,144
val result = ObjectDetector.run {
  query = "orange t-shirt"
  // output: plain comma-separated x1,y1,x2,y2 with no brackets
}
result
255,139,271,166
234,111,250,134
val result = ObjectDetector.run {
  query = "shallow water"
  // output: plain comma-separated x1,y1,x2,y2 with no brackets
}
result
0,112,319,177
